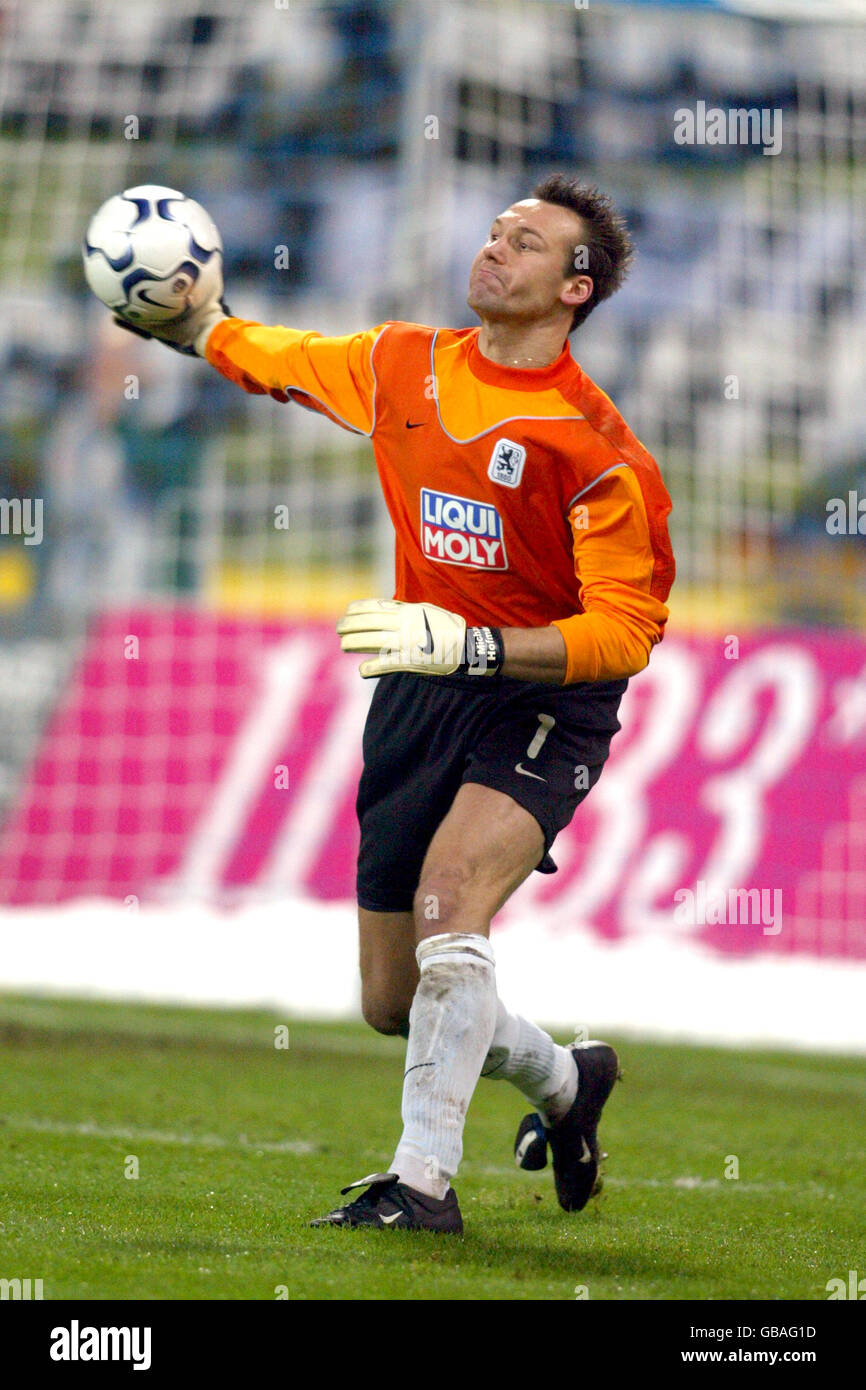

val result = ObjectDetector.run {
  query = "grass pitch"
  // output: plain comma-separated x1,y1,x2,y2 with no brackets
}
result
0,993,863,1302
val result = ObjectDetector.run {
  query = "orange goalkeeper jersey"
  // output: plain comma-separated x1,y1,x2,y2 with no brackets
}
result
205,318,675,684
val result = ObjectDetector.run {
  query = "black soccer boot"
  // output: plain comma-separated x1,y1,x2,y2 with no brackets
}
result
514,1041,620,1211
310,1172,463,1234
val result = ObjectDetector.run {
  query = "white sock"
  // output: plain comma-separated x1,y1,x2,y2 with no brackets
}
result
481,998,577,1125
391,932,497,1200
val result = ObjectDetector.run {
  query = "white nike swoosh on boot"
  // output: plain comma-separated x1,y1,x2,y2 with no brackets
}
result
579,1137,592,1163
515,1132,540,1164
380,1210,402,1225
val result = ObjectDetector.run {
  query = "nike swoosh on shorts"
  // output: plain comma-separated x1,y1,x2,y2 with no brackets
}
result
515,762,547,782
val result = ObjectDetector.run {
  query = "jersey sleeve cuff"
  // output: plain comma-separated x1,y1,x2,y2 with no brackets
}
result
552,607,665,685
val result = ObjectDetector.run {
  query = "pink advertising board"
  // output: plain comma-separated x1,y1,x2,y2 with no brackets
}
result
0,608,863,959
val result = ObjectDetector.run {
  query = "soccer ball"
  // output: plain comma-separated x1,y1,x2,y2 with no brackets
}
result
82,184,223,324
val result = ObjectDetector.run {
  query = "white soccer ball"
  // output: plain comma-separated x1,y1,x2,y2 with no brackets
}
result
82,183,223,324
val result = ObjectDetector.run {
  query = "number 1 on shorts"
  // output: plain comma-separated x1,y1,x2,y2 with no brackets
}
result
526,713,556,760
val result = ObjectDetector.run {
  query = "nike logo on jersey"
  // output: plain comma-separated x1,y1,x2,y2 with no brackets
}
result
405,419,426,429
380,1211,402,1225
515,763,547,782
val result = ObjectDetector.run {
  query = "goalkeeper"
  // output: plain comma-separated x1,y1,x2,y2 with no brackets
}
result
122,174,675,1235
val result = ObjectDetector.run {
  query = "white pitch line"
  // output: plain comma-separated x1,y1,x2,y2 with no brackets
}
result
604,1175,836,1196
0,1115,317,1155
464,1163,835,1196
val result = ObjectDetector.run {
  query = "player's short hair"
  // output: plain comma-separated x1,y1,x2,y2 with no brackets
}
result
532,174,635,331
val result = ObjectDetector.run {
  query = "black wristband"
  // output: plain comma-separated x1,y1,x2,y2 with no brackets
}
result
460,626,504,676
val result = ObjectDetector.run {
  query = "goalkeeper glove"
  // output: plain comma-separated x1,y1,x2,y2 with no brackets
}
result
337,599,504,679
112,297,230,357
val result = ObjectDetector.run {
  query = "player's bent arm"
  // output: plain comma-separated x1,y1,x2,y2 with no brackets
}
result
336,464,672,685
336,592,663,685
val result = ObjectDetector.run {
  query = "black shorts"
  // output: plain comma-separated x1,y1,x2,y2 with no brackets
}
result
356,669,627,913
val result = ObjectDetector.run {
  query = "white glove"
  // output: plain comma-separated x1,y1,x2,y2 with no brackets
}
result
113,298,228,357
336,599,504,679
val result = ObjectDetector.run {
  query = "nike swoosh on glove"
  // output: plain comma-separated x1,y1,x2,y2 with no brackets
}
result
336,599,504,678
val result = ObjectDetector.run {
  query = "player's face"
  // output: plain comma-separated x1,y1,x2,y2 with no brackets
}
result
466,199,590,328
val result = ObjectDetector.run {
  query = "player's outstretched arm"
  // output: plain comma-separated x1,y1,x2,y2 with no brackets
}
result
113,294,381,435
118,307,381,436
199,318,382,433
